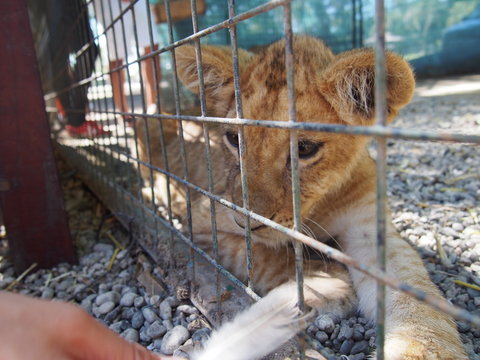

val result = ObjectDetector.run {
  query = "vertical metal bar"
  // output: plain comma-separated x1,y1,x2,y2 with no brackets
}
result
227,0,254,290
145,0,176,256
92,0,119,166
164,0,195,280
131,0,157,210
117,0,143,200
106,0,133,186
130,0,162,247
95,0,129,221
85,0,114,178
105,0,136,220
352,0,357,48
359,0,364,47
190,0,220,297
374,0,387,359
283,0,305,314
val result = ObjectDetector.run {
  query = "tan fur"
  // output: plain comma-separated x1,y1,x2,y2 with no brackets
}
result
136,36,467,359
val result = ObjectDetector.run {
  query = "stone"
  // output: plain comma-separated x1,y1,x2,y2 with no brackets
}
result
315,331,329,343
109,321,124,333
174,343,195,359
121,307,136,320
315,314,336,334
159,299,172,320
95,301,115,316
134,296,145,308
350,353,366,360
95,291,120,306
146,320,167,339
93,243,114,255
104,306,121,323
149,295,161,306
364,328,376,340
41,287,55,299
163,319,174,331
161,325,190,355
131,311,145,329
339,339,354,354
338,325,353,341
176,305,199,315
352,324,365,341
120,292,137,307
351,340,369,354
191,328,211,346
457,321,471,333
142,307,159,323
121,328,139,343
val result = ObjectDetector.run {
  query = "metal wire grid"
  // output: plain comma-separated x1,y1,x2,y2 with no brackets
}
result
42,0,480,358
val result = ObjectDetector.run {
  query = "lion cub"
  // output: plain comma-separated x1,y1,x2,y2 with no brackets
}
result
136,36,466,359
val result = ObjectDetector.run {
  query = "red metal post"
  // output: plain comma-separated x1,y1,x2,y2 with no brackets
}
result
0,0,76,272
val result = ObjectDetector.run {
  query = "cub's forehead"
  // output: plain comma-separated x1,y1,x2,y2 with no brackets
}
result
239,37,336,121
242,36,335,95
245,36,334,88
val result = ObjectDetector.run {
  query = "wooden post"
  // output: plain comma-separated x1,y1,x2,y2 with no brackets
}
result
0,0,76,272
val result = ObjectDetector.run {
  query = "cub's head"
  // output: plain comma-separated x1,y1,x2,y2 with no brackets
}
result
176,36,414,245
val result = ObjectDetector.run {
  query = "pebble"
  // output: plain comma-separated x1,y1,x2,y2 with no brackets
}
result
159,299,172,320
176,304,199,315
146,320,167,339
41,287,55,299
131,311,145,329
339,339,354,354
95,301,115,316
121,328,139,343
364,328,376,340
315,314,336,334
163,319,174,331
149,295,161,306
134,296,145,308
352,324,365,341
161,325,190,355
315,331,329,343
93,243,114,255
174,343,195,359
350,353,366,360
191,328,211,346
120,292,137,307
95,291,120,306
121,307,136,320
109,321,124,333
104,306,121,323
351,340,369,355
338,325,353,341
142,307,159,323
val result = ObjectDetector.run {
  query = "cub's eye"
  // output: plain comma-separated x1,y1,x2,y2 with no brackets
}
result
225,131,239,148
298,140,322,159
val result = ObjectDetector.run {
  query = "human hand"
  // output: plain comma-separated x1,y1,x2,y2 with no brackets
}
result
0,291,180,360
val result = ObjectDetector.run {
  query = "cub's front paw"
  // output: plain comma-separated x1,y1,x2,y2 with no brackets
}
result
382,332,467,360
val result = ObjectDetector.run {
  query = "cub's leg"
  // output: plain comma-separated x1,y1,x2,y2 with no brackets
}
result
193,264,356,360
336,199,467,359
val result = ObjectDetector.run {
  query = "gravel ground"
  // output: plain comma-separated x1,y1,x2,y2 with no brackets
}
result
0,78,479,359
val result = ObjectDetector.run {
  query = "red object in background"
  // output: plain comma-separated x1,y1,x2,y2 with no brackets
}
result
65,121,110,137
0,0,76,272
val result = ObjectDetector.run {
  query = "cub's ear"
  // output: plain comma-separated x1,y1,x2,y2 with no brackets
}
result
318,49,414,125
175,44,252,116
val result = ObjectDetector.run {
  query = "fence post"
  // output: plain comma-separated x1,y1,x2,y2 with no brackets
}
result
0,0,76,272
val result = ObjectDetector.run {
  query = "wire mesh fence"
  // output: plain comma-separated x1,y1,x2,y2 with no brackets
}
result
35,0,480,358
